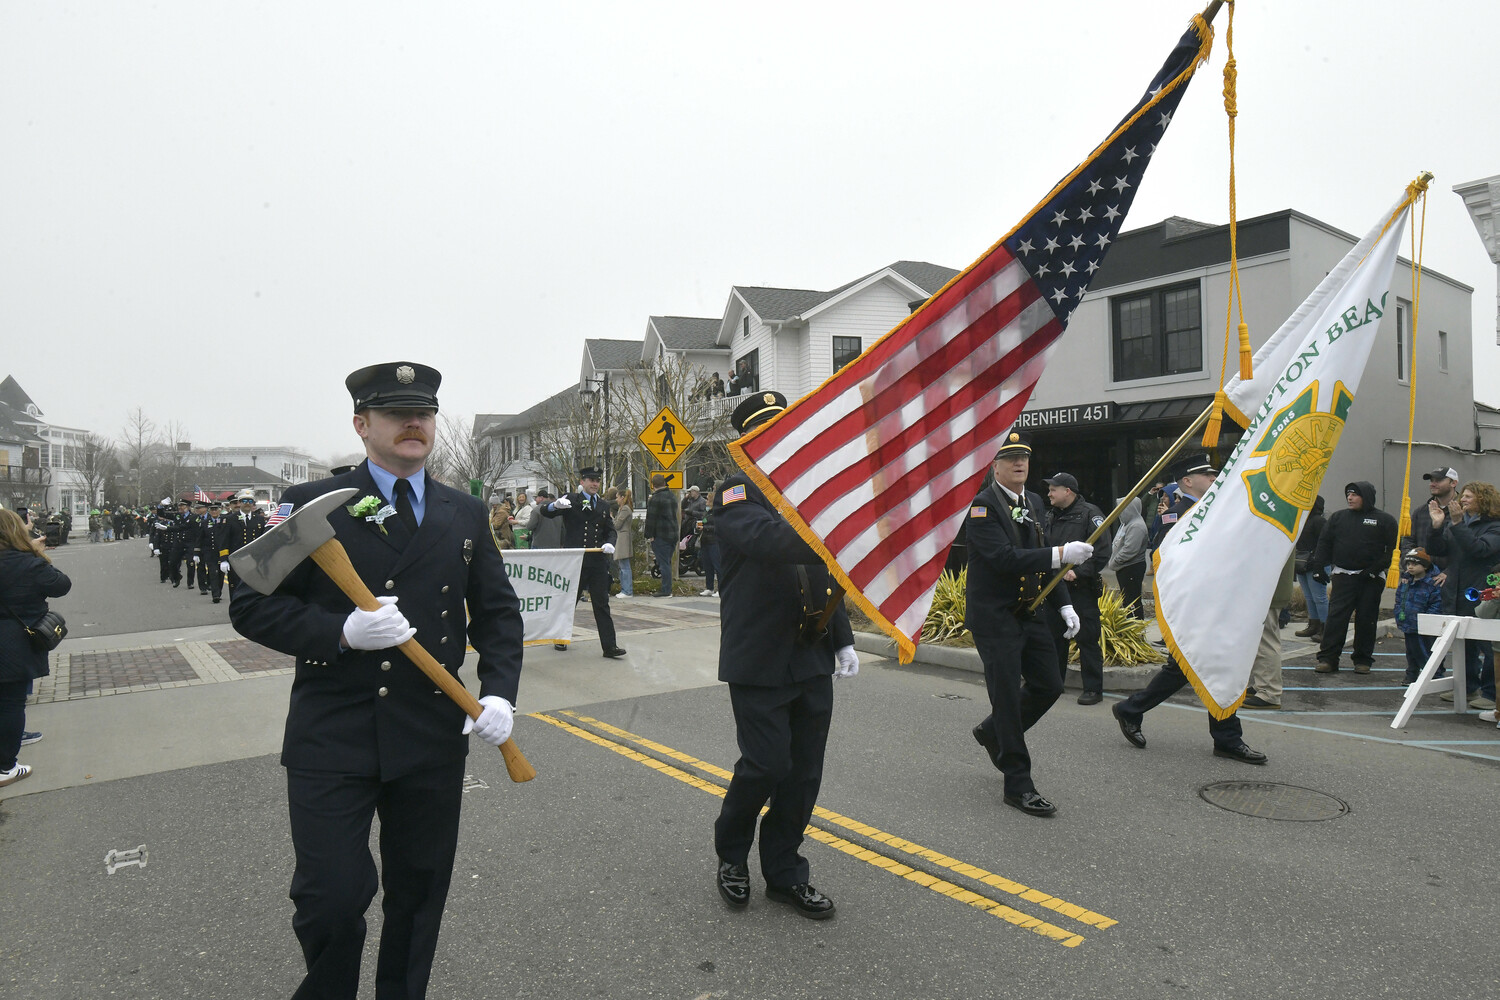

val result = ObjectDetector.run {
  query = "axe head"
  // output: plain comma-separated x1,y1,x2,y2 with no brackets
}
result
229,487,359,595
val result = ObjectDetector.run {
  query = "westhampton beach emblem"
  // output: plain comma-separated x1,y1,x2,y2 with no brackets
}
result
1241,380,1354,538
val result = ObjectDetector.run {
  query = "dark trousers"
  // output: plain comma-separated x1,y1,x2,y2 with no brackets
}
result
201,559,223,600
158,547,179,583
186,554,201,589
0,678,29,771
650,538,674,595
578,554,617,651
1318,573,1384,666
701,541,720,592
1454,599,1496,698
1116,561,1146,617
972,615,1063,797
715,675,833,888
1050,588,1102,694
285,762,464,1000
1116,655,1244,748
1402,631,1436,684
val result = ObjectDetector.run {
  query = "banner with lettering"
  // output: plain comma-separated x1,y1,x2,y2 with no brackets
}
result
503,548,586,646
1153,190,1414,717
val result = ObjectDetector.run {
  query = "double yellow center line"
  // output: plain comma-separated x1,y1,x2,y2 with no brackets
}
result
532,710,1116,948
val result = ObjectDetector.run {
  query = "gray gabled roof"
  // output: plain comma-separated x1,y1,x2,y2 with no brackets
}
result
481,385,580,436
182,466,292,487
888,260,961,295
0,401,38,445
585,338,644,372
734,286,834,322
650,316,722,351
0,376,39,415
473,413,511,437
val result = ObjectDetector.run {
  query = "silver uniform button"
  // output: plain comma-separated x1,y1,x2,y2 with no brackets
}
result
378,687,389,697
385,579,395,590
440,636,449,644
380,661,392,671
441,585,450,594
440,610,448,619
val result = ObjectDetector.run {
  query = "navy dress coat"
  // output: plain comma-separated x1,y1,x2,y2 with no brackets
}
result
229,460,524,780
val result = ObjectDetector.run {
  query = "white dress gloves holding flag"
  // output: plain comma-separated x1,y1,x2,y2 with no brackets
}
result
1060,606,1081,639
601,542,615,555
1057,541,1094,567
220,560,231,573
463,695,514,745
342,596,417,650
552,496,572,510
834,645,859,678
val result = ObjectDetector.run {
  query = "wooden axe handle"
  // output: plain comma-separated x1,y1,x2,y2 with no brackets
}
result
310,538,537,783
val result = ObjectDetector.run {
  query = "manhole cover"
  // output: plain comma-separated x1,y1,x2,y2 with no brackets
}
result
1199,781,1349,822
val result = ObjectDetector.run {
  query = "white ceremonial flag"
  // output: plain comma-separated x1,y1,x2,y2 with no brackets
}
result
503,548,587,646
1153,190,1414,718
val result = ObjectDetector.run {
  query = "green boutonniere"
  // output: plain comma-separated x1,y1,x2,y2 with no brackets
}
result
346,494,397,535
1011,505,1027,523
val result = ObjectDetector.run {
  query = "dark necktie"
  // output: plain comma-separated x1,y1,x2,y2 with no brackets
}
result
394,478,418,534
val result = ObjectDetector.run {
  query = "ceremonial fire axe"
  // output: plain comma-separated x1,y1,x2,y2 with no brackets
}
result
230,487,536,782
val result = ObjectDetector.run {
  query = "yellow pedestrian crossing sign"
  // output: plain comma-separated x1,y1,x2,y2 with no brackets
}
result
638,405,693,470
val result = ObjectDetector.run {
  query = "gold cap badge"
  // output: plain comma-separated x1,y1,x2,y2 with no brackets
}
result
1009,432,1020,443
764,393,776,405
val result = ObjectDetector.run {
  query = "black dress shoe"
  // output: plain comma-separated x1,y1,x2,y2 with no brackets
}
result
602,647,627,659
212,597,221,604
1214,743,1268,765
971,724,1002,771
766,882,835,919
1077,690,1103,706
1112,702,1146,749
1003,790,1057,816
717,862,750,908
553,643,568,650
1241,695,1280,709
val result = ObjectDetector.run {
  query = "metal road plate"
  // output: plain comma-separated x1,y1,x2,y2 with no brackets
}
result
1199,781,1349,822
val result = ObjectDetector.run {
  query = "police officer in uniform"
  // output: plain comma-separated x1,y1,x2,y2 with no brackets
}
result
541,466,626,659
149,501,175,581
187,500,213,594
712,391,859,919
1043,472,1111,706
195,501,228,602
165,500,194,587
219,491,264,591
1112,454,1268,764
966,432,1088,816
229,362,524,1000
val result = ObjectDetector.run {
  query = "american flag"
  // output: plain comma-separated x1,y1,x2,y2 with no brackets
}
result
264,502,293,528
193,485,211,503
730,16,1214,662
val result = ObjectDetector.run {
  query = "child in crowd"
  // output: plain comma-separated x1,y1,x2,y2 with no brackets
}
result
1394,547,1444,684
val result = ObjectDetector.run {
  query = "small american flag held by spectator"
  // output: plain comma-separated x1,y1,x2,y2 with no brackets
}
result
265,502,293,528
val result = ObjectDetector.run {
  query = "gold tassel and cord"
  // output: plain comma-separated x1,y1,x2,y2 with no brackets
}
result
1386,176,1430,588
1203,0,1250,448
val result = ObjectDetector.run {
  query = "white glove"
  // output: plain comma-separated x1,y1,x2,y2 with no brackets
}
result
193,555,200,564
601,542,615,555
153,548,161,556
553,496,572,510
1060,605,1081,639
462,695,514,745
834,645,860,678
342,596,416,650
219,560,230,573
1060,540,1094,566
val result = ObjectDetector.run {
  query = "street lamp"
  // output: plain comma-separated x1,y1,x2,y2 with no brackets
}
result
580,371,610,485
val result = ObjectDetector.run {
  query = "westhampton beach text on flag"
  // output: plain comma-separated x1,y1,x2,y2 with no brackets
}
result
729,13,1217,661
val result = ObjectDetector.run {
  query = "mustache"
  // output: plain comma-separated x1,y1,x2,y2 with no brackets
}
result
396,432,429,444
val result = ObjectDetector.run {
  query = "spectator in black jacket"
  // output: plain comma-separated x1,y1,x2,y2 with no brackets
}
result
1313,481,1398,673
1405,467,1460,584
642,474,678,598
1424,480,1500,709
0,507,71,787
1294,495,1328,638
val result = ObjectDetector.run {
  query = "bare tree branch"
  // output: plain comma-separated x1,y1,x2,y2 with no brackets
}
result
65,433,118,509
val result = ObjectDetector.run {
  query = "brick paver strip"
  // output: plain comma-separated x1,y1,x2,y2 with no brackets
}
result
69,647,199,696
210,639,296,675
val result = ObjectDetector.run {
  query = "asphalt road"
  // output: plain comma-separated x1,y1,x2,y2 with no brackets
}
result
46,535,234,638
3,542,1496,999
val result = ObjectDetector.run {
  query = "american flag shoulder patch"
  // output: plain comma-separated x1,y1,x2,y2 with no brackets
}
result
969,505,987,518
1162,512,1178,524
265,502,294,528
723,485,747,504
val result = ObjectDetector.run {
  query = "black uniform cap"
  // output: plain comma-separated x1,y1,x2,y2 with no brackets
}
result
994,430,1032,458
731,391,788,435
346,362,441,412
1169,454,1218,481
577,466,603,480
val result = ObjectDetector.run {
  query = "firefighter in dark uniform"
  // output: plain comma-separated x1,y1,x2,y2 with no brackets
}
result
1043,472,1112,706
1112,454,1268,764
149,501,175,581
229,362,524,1000
219,491,264,591
966,431,1089,817
712,391,859,920
165,500,194,587
194,501,227,602
540,466,626,659
186,500,213,594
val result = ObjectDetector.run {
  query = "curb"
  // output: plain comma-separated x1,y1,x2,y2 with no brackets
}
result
852,631,1158,691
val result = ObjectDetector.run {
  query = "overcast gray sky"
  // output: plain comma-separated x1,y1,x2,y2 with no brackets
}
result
2,1,1496,463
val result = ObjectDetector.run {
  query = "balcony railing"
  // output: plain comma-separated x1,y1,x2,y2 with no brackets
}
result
0,465,50,486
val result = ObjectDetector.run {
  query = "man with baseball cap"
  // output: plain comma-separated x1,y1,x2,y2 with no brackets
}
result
1405,467,1460,583
230,362,524,999
1043,472,1111,705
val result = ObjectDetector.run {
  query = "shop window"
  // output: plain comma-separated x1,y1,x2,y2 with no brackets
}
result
1438,329,1449,373
1111,282,1202,382
832,336,862,372
1396,298,1412,384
